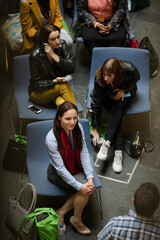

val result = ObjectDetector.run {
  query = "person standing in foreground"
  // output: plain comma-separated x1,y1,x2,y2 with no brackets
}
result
46,101,95,235
97,182,160,240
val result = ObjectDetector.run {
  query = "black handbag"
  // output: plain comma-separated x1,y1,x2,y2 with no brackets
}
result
139,36,159,78
123,131,154,159
130,131,144,159
3,135,27,172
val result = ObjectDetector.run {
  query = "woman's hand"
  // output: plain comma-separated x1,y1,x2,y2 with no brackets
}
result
96,23,107,33
93,22,112,35
43,43,54,56
53,77,66,83
113,89,125,101
80,181,95,196
43,43,60,63
99,25,112,35
92,128,99,146
88,177,94,187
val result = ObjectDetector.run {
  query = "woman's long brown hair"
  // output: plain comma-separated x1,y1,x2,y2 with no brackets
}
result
53,101,82,151
39,23,60,48
95,58,123,89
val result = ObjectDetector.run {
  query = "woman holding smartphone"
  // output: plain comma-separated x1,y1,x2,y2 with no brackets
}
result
28,23,76,108
46,101,95,235
91,58,140,173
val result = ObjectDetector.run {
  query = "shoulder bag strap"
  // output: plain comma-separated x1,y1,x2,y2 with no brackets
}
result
16,183,37,213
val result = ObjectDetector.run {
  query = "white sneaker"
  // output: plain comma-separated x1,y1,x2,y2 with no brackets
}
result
112,150,123,173
97,140,110,161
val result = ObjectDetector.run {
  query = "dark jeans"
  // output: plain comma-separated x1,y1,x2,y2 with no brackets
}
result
103,96,132,150
81,21,126,55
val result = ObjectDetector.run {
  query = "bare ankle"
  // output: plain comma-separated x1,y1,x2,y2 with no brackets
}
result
71,216,81,224
55,209,64,218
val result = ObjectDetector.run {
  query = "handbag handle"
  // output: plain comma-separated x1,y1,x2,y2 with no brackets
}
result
24,208,55,222
16,183,37,213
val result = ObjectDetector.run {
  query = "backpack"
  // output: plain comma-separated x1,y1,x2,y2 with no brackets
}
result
139,36,159,78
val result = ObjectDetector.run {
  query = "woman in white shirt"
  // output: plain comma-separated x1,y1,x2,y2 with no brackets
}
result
46,101,95,235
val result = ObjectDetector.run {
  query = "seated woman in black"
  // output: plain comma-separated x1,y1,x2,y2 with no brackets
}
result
29,23,76,108
91,58,140,173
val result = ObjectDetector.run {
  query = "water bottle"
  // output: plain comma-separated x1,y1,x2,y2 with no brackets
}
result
58,224,66,240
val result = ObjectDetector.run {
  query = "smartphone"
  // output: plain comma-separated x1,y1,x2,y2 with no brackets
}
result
28,105,42,114
64,75,72,82
124,92,131,97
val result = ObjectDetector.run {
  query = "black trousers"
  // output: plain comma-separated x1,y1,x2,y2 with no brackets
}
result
102,96,133,150
81,21,126,55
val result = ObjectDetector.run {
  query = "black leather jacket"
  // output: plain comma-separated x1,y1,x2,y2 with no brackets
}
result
28,40,75,94
91,61,140,127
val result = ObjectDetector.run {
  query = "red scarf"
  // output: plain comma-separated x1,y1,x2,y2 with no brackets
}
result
60,128,83,175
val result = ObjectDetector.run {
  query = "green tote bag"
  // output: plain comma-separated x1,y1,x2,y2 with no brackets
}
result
19,208,58,240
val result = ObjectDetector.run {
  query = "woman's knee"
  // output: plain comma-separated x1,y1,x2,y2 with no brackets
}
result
56,96,65,108
59,82,74,96
59,82,76,105
59,82,71,91
76,191,89,200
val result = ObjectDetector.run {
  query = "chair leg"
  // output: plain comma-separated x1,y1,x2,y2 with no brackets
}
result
74,41,79,64
78,112,83,118
8,89,16,136
149,111,151,140
8,88,24,136
83,97,87,119
86,109,93,122
8,106,23,137
95,188,103,220
4,39,8,72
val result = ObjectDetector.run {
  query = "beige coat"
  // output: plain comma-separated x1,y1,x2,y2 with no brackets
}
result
20,0,63,53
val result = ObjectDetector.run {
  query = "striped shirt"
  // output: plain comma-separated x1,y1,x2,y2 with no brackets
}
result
97,209,160,240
